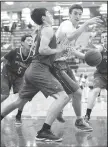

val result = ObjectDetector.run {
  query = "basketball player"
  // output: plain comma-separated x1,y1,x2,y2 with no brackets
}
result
1,8,71,142
50,4,102,131
1,34,34,122
84,30,107,122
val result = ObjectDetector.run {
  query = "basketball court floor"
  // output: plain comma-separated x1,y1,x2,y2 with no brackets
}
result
1,91,107,147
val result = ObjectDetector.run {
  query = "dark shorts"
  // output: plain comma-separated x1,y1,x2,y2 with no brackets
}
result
93,71,107,91
50,61,80,94
1,65,23,95
19,61,64,101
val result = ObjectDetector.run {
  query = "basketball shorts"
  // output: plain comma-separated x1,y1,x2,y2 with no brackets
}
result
93,70,107,91
1,65,23,95
50,61,80,94
19,61,64,101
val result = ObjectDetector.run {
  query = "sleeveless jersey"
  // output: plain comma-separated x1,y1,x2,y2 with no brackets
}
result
33,27,57,67
96,46,107,74
4,48,33,77
55,20,76,61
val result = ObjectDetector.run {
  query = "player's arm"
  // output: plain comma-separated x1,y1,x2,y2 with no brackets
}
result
67,17,103,41
39,27,62,55
72,49,85,59
1,56,6,63
1,50,15,63
95,45,104,52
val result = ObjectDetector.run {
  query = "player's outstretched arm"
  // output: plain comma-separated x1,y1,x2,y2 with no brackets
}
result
67,16,103,41
95,45,104,52
72,49,85,59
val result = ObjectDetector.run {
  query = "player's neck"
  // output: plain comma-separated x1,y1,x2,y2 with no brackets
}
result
69,19,78,28
42,22,52,28
21,46,29,56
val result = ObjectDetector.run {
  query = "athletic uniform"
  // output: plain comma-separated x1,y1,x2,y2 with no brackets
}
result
1,48,33,95
19,27,64,100
93,46,107,90
50,20,79,94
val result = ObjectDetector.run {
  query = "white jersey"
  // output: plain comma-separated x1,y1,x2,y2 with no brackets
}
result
55,20,76,61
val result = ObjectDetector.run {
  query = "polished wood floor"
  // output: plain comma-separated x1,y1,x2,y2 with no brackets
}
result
1,91,107,147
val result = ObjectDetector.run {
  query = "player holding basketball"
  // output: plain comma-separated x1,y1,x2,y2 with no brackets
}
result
1,34,34,122
51,4,102,131
84,30,107,122
1,8,72,142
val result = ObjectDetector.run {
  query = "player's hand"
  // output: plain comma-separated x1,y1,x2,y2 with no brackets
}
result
86,16,103,25
57,45,65,53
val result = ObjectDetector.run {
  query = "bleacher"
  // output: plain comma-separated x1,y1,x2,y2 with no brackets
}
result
1,29,97,79
76,63,96,77
1,29,34,48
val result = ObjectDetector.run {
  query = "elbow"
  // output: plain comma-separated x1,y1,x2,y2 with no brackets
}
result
67,35,76,41
67,35,73,41
38,48,44,55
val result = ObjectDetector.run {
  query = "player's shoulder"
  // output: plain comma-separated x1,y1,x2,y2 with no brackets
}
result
8,48,19,54
42,26,53,34
41,26,54,38
14,47,20,53
60,20,72,27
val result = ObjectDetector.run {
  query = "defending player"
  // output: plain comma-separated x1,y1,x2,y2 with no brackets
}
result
84,30,107,122
1,34,34,122
1,8,71,142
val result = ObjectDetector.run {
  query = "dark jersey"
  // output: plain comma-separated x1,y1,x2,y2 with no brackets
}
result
96,46,107,74
33,27,57,67
4,48,33,77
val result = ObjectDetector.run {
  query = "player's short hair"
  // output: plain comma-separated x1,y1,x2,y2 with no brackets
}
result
31,8,47,25
21,34,32,42
69,4,83,14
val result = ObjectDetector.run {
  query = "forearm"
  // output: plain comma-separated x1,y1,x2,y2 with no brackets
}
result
73,50,85,59
67,23,88,41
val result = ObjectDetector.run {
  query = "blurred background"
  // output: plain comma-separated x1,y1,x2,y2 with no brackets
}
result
1,1,107,50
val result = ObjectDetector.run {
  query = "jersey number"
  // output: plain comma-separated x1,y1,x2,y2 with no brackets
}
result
17,67,22,74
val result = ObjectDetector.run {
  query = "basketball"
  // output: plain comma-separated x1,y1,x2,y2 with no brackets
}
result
85,49,102,66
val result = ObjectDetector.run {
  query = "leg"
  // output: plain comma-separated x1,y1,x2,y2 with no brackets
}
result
28,63,70,141
70,88,82,119
1,70,38,120
13,77,25,123
1,97,28,119
45,91,70,125
15,94,27,124
56,69,82,118
36,91,70,141
85,72,106,122
1,66,11,103
1,94,9,103
87,88,101,110
85,87,101,122
54,68,92,131
56,110,65,123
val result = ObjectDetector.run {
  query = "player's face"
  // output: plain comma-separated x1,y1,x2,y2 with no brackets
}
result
101,32,107,45
69,9,83,25
44,11,54,25
22,37,33,50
